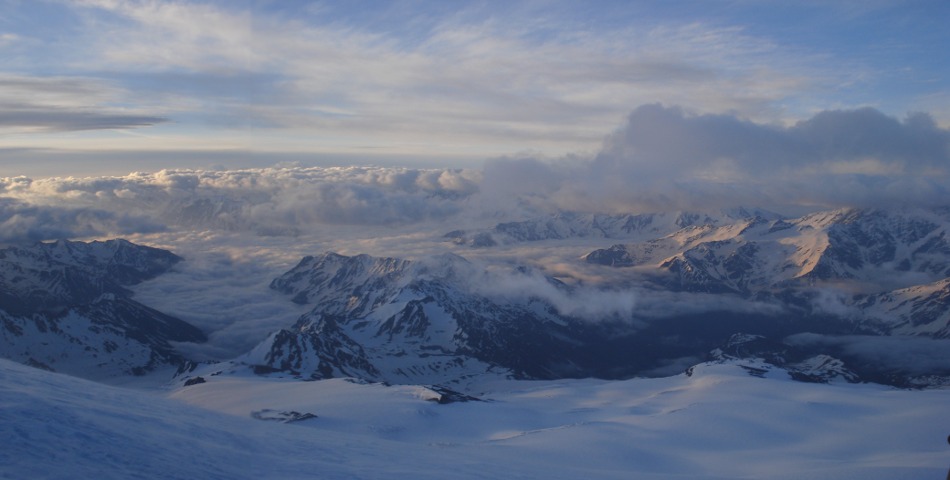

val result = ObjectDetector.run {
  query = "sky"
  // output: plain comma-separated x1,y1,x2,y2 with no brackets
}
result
1,0,949,178
1,0,950,378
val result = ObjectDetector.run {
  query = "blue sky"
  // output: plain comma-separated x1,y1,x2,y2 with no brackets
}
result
1,0,948,177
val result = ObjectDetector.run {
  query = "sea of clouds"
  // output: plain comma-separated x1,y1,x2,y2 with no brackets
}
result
2,105,949,361
3,105,947,246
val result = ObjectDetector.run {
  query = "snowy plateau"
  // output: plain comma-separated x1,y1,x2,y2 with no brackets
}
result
2,206,950,478
3,357,949,480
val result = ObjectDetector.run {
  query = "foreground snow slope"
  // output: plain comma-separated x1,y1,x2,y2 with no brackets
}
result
3,358,947,480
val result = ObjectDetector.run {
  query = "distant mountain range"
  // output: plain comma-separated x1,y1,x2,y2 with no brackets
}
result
444,208,784,246
448,207,950,338
2,207,949,388
580,208,950,337
240,207,950,388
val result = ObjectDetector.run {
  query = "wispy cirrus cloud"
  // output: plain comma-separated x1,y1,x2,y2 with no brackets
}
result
2,0,849,161
0,0,943,176
0,74,167,132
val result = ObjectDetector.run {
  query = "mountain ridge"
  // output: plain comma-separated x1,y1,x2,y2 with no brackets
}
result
232,206,950,388
0,239,206,380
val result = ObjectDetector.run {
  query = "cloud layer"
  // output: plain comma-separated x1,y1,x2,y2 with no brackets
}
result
2,105,948,363
0,197,164,245
1,105,948,244
486,105,950,214
0,166,482,244
12,0,938,161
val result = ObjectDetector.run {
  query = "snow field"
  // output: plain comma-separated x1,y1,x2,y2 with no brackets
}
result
3,358,948,479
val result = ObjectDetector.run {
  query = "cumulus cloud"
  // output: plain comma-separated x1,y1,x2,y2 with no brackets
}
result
4,104,947,247
0,197,164,245
632,105,950,174
485,105,950,214
0,166,482,244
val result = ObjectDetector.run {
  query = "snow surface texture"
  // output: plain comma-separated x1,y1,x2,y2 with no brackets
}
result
2,358,948,480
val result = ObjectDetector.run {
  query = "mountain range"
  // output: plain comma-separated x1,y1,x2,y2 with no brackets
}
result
1,207,949,388
580,208,950,337
238,207,950,388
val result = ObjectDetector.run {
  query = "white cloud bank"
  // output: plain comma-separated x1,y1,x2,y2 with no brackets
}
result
485,105,950,214
1,105,948,245
1,105,948,362
0,166,482,243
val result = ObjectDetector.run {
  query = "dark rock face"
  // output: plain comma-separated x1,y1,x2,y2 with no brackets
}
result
426,385,483,404
584,245,636,267
253,315,381,381
250,409,318,423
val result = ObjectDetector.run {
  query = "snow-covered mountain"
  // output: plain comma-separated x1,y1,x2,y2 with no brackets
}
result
2,207,949,388
707,333,862,384
227,207,950,388
583,208,950,334
0,239,206,379
445,208,783,246
230,241,950,387
858,277,950,338
240,252,607,384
